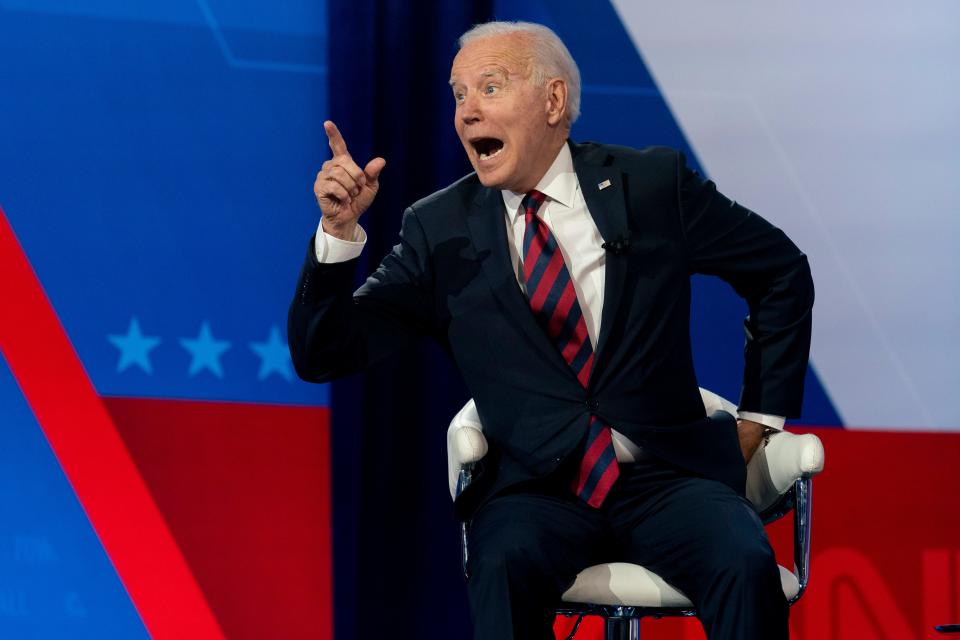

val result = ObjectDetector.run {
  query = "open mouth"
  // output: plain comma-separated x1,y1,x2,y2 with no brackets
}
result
471,137,504,161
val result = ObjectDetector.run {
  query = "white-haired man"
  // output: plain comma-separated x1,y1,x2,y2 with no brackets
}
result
290,20,811,640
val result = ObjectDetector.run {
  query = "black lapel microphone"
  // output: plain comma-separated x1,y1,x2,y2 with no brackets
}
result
601,230,632,256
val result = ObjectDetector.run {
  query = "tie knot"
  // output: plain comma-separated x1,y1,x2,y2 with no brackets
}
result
521,190,547,220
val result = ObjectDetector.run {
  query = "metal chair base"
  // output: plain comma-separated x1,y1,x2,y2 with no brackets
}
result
558,604,698,640
603,616,639,640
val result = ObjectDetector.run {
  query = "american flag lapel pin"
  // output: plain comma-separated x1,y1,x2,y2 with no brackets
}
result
598,179,612,191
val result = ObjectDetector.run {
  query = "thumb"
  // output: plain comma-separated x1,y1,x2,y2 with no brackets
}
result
364,157,386,184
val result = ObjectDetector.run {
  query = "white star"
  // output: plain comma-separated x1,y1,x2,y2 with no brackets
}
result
180,322,231,378
108,317,161,374
249,325,293,382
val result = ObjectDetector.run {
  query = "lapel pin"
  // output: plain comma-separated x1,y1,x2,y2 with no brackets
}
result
598,179,612,191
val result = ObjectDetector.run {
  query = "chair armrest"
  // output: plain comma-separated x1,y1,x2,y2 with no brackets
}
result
698,386,826,511
746,430,825,513
455,427,488,465
447,399,488,499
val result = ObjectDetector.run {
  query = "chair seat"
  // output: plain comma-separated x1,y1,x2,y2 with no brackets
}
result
561,562,800,608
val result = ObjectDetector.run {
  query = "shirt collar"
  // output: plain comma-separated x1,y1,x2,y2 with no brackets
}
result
502,142,577,220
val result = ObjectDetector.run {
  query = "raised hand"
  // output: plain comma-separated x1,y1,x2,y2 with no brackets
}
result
314,120,386,240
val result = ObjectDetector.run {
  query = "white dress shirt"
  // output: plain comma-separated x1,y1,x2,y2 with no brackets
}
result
313,145,784,461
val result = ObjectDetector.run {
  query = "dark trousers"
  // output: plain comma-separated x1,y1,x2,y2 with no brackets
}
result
466,457,789,640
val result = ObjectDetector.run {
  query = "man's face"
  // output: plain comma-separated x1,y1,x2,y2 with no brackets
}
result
450,34,565,193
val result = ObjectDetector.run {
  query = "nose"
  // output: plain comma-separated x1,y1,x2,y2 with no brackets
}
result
459,92,482,125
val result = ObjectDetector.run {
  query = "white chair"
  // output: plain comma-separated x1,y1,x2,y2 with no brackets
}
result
447,388,825,639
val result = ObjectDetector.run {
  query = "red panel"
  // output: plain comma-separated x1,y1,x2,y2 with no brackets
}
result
553,428,960,640
104,397,333,640
782,427,960,640
0,206,224,637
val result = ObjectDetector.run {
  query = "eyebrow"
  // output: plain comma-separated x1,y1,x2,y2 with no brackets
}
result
449,68,509,87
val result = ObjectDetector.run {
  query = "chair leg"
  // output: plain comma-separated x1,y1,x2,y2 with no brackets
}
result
604,616,640,640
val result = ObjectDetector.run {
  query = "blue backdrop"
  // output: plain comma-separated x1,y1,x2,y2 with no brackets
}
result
0,1,330,637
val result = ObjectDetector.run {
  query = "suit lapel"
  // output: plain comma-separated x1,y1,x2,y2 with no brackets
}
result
573,150,630,383
466,187,572,378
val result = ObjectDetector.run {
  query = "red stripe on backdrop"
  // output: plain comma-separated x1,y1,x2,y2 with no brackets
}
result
104,397,332,640
0,207,225,638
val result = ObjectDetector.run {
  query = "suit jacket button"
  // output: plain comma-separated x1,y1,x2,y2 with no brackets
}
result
587,399,600,410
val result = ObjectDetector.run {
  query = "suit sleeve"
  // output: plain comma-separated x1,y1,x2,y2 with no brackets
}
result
676,152,814,418
287,207,435,383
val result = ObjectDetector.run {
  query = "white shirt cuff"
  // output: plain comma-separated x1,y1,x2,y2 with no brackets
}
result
737,411,785,431
314,220,367,263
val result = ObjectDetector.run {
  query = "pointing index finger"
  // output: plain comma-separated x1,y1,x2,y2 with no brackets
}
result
324,120,350,158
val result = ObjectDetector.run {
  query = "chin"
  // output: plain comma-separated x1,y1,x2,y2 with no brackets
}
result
474,164,518,191
475,171,502,188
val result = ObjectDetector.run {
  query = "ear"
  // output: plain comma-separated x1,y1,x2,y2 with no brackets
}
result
545,78,568,127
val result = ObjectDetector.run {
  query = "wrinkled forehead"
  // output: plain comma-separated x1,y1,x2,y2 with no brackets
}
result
449,35,532,86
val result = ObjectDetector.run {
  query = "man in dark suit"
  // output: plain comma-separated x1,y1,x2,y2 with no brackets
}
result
289,20,812,640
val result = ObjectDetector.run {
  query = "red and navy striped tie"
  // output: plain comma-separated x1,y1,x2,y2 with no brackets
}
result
521,190,620,508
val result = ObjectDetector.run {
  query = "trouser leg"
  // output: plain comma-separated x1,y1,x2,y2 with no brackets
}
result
609,461,789,640
466,490,609,640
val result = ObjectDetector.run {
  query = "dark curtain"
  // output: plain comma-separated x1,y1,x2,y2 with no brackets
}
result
326,2,493,638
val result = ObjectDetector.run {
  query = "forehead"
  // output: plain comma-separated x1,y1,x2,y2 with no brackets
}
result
450,34,531,83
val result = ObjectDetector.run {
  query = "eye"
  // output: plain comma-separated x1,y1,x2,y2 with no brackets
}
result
454,91,465,104
484,84,499,95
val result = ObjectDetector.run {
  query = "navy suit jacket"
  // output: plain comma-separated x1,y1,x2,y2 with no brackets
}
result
288,141,814,518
